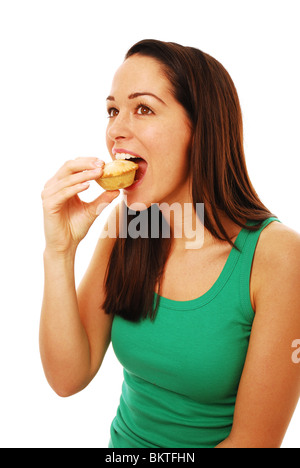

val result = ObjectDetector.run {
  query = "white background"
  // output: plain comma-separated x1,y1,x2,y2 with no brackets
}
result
0,0,299,448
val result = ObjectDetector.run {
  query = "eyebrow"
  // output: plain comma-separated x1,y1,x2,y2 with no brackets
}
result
106,92,166,105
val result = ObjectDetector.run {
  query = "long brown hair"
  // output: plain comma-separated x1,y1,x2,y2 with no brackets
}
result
103,39,275,322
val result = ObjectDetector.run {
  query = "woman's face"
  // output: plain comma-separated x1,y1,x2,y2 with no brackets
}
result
106,54,192,209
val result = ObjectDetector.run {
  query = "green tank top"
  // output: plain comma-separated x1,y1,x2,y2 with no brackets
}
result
109,217,280,448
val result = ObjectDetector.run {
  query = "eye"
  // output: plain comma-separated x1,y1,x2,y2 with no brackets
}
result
136,104,153,116
107,107,119,118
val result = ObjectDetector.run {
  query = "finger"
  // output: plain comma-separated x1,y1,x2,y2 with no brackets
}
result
86,190,120,219
61,166,105,188
54,158,105,182
48,181,91,209
43,158,104,189
43,166,105,199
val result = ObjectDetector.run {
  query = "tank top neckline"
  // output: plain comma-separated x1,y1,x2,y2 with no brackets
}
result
154,219,256,311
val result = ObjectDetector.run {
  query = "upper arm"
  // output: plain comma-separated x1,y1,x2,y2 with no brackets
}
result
77,203,120,379
228,223,300,448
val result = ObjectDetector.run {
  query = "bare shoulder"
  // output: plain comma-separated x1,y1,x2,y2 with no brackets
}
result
252,220,300,311
255,220,300,267
230,220,300,448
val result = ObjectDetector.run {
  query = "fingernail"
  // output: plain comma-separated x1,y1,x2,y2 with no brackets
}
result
94,159,105,167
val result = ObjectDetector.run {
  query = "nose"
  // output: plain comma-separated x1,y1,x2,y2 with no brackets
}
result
106,112,132,143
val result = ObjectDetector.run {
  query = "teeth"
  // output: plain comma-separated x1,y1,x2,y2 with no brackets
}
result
115,153,139,160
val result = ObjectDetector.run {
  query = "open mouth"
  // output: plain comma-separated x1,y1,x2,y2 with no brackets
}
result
115,153,148,188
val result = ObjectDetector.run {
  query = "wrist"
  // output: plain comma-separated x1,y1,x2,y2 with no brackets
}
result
43,245,77,264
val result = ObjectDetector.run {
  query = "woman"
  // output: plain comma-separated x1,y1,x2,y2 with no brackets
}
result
40,39,300,448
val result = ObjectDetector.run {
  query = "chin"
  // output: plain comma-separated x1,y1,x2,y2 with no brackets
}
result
122,191,153,212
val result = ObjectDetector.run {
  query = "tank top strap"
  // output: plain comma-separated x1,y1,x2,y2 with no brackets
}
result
235,217,282,322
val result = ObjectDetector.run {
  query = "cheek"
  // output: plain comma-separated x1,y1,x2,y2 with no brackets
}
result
106,131,112,152
154,128,191,177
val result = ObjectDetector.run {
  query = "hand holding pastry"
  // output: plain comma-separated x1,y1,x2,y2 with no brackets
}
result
41,157,119,255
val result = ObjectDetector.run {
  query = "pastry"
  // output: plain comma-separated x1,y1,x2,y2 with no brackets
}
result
96,160,139,190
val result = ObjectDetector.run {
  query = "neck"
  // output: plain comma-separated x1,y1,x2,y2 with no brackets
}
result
159,196,245,253
159,196,205,252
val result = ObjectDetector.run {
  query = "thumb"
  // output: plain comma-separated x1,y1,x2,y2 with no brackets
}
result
87,190,120,219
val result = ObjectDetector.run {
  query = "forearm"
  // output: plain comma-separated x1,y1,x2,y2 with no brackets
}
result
39,248,91,396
